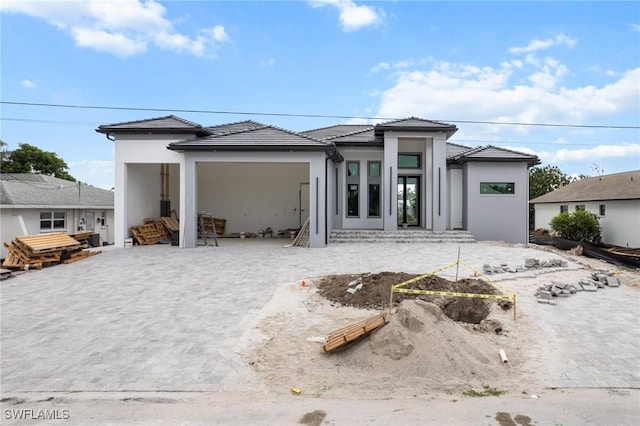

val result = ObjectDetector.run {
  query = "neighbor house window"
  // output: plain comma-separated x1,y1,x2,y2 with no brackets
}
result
347,161,359,217
398,153,421,169
560,205,569,213
40,211,66,231
599,204,606,216
479,182,515,195
368,161,381,217
576,205,585,211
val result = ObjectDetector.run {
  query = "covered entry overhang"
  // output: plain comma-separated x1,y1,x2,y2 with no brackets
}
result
167,122,342,248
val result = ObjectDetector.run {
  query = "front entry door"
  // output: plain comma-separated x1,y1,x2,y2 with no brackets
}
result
397,176,420,227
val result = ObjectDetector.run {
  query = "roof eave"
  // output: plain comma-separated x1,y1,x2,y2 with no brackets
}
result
166,144,334,152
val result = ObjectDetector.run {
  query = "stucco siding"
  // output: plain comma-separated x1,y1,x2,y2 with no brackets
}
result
196,162,309,235
465,162,529,243
534,200,640,248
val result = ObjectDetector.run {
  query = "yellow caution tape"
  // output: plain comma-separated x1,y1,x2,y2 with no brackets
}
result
392,287,514,300
392,262,459,289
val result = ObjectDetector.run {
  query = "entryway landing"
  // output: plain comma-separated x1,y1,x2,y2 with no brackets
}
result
329,229,475,244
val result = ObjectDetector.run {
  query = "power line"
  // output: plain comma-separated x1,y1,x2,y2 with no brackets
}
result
2,100,639,130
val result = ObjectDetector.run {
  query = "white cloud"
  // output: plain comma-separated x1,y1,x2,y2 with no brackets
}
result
538,144,640,164
69,159,115,189
375,42,640,129
509,34,577,55
21,79,36,88
310,0,384,31
259,57,277,68
0,0,228,57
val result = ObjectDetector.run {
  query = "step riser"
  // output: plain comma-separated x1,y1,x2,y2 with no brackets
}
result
329,230,475,244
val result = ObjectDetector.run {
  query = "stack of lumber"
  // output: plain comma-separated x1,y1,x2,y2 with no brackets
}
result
2,233,101,271
323,312,389,353
129,216,182,245
198,215,225,236
291,218,310,247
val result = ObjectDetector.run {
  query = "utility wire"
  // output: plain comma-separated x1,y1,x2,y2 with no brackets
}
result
2,100,639,130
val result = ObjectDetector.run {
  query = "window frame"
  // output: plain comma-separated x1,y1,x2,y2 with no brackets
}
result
40,211,66,231
479,182,515,195
397,153,421,169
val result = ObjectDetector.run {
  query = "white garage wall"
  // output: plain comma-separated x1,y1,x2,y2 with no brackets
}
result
197,162,309,235
126,164,164,227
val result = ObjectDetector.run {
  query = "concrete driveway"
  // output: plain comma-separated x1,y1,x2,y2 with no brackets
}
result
1,239,638,393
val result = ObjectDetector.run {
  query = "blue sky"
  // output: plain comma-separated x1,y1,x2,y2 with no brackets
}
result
1,0,639,189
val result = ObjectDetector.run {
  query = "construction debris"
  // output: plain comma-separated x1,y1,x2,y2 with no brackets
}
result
2,233,101,271
534,270,619,304
323,312,389,353
483,257,568,274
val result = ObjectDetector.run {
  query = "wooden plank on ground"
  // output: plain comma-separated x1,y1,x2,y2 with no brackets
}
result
323,313,389,353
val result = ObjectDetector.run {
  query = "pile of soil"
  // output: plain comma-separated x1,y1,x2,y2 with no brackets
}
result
335,299,502,387
317,271,510,324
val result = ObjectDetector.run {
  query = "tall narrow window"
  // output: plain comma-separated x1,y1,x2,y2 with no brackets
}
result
368,161,381,217
599,204,606,216
560,205,568,213
346,161,359,217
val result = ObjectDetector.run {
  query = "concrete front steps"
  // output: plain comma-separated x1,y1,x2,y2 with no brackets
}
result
329,229,476,244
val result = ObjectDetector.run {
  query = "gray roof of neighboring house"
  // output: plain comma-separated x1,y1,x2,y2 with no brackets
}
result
530,170,640,203
448,145,540,166
96,115,210,136
0,174,114,208
167,122,335,152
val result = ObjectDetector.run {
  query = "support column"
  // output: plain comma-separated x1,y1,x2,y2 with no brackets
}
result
432,134,447,231
309,154,327,248
114,160,127,247
383,133,398,231
180,156,197,248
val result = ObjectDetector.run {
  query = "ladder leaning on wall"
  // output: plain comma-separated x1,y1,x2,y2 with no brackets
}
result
197,212,219,247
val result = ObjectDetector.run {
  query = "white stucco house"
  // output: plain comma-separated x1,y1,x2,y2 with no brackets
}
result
530,170,640,248
96,115,539,248
0,173,114,258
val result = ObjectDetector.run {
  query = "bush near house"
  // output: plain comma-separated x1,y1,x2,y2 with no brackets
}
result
549,210,602,244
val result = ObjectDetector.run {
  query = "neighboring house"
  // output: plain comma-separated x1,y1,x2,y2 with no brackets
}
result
0,173,115,258
96,115,539,248
530,170,640,248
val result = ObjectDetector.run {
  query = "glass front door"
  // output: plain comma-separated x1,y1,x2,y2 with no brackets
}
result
397,176,420,227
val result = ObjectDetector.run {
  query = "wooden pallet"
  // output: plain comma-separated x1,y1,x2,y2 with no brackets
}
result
15,233,82,254
62,250,102,264
129,224,162,245
323,313,389,353
161,217,179,232
2,233,100,271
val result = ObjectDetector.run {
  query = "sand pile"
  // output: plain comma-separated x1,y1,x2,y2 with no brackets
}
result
336,299,503,388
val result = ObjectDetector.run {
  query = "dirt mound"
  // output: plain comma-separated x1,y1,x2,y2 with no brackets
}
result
317,272,506,323
336,299,502,387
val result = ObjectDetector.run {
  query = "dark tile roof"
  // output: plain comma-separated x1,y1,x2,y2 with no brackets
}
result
96,115,210,136
168,123,335,151
449,145,540,166
0,173,114,207
530,170,640,203
374,117,458,139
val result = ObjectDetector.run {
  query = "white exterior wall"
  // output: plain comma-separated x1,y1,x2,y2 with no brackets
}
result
447,167,464,229
113,134,188,247
1,207,114,258
341,150,384,229
534,200,640,248
180,151,327,248
465,162,530,243
196,162,309,235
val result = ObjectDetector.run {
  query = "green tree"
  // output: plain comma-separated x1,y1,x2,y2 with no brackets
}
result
1,143,76,181
529,165,576,200
549,210,602,243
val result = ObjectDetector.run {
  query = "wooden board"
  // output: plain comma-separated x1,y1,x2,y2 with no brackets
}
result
15,233,82,254
323,313,389,353
161,217,179,232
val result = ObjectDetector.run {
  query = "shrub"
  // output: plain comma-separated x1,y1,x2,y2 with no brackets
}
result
549,210,602,243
